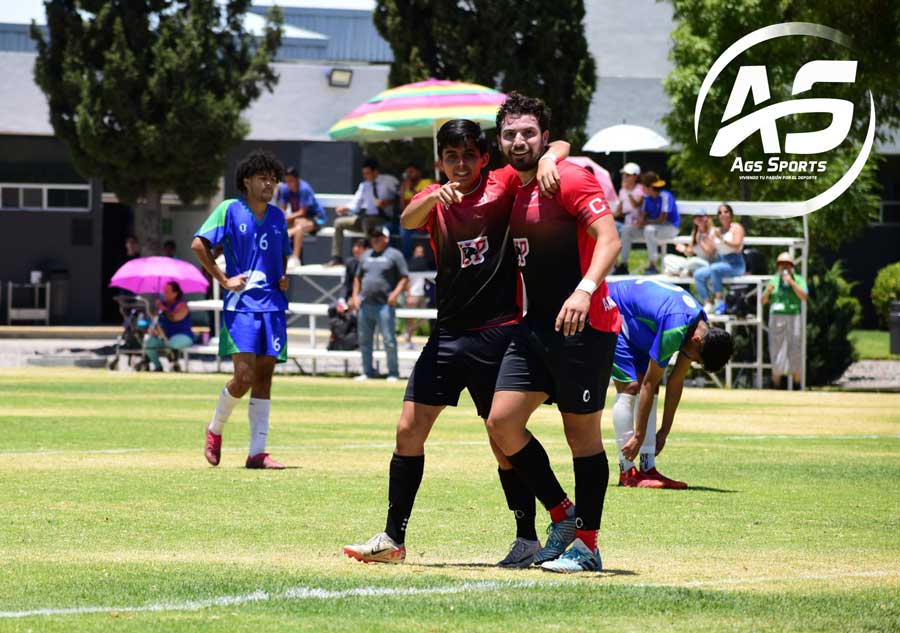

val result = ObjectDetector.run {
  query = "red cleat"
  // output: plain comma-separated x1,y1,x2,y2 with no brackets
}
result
245,452,285,469
204,429,222,466
641,467,688,489
619,466,662,488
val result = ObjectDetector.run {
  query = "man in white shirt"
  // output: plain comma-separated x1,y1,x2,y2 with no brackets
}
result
328,158,399,266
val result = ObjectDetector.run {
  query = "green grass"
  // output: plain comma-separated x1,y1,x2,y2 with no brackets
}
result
850,329,900,360
1,368,898,632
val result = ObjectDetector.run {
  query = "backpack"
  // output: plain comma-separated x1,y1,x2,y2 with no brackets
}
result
327,305,358,351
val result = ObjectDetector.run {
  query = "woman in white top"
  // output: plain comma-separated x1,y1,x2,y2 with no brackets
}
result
662,209,717,276
693,203,746,314
615,162,645,274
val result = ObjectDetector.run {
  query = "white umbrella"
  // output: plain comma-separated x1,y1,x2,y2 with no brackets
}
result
582,124,669,155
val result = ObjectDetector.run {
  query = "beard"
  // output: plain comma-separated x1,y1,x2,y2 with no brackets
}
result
508,153,539,171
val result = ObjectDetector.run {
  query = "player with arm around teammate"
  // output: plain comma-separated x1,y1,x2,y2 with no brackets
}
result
486,92,622,574
191,149,291,470
607,278,734,488
342,119,572,566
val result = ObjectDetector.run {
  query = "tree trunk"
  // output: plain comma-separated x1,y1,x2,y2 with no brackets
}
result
138,187,163,256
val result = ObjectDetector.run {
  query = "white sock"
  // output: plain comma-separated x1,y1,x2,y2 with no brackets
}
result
639,395,658,472
612,393,637,472
208,386,240,435
248,398,271,457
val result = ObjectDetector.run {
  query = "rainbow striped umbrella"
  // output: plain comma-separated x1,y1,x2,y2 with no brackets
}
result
328,79,507,144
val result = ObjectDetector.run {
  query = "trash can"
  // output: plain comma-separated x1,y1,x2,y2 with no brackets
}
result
44,267,69,322
890,301,900,355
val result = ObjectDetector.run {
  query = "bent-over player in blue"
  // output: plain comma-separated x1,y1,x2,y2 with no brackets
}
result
607,278,734,488
191,149,291,469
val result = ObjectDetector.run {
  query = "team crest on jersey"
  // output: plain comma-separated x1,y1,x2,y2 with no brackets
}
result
239,223,248,234
513,237,530,267
457,236,489,268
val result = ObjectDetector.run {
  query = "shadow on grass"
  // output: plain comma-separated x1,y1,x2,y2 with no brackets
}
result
409,563,637,576
685,485,739,493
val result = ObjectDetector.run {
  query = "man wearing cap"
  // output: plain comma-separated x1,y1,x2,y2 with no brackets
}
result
349,225,408,381
615,162,644,274
762,253,808,389
636,171,680,275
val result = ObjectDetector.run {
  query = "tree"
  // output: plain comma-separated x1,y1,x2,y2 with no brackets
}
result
663,0,900,251
373,0,596,147
31,0,283,254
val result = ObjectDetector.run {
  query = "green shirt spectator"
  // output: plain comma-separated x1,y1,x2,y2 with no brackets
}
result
765,270,808,314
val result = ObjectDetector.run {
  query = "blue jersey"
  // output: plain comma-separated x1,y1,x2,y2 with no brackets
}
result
607,279,705,368
642,189,680,228
194,198,291,312
276,181,326,225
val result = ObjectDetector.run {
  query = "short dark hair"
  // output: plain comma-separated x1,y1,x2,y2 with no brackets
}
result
163,239,176,249
437,119,489,156
285,166,299,178
701,326,734,372
165,281,184,300
351,238,368,249
362,158,380,171
495,91,551,133
235,149,284,193
641,171,661,188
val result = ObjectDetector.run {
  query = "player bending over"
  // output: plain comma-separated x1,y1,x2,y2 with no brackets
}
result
191,149,291,469
607,279,734,488
486,92,621,574
342,119,571,566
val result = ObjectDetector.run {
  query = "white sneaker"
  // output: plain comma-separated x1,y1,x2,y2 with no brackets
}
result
497,537,542,569
353,374,369,381
343,532,406,564
287,256,301,271
703,301,714,314
386,376,399,383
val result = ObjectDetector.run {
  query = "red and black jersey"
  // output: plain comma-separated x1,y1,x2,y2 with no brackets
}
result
414,165,523,331
509,160,621,333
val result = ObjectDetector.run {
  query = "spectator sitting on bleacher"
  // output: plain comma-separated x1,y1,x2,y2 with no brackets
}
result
144,281,194,372
399,164,434,258
277,166,326,269
761,252,808,389
327,158,399,266
614,162,644,274
635,171,680,275
693,203,746,315
662,208,717,276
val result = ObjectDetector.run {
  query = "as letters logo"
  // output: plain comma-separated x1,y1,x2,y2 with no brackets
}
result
694,23,876,214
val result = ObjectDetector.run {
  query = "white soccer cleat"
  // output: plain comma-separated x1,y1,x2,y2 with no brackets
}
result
540,538,602,573
343,532,406,564
497,537,542,569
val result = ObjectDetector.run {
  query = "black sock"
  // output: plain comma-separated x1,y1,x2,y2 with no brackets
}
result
384,453,424,544
506,436,567,511
498,467,538,541
573,452,609,532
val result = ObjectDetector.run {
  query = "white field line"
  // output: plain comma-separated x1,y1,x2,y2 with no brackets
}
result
3,570,898,619
0,580,539,619
1,435,898,457
639,569,900,589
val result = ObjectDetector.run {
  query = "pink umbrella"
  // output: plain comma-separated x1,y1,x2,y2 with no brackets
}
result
566,156,619,205
109,257,209,295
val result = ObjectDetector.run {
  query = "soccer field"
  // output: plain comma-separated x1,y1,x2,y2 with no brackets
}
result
0,368,898,632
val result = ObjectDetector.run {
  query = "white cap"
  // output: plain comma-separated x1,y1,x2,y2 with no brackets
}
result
619,162,641,176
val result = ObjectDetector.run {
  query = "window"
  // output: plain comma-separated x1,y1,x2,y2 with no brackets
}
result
0,183,91,212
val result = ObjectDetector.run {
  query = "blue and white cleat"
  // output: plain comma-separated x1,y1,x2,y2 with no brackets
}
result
532,517,576,564
540,538,602,573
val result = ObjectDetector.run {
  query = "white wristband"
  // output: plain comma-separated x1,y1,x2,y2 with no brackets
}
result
576,278,597,295
539,152,558,162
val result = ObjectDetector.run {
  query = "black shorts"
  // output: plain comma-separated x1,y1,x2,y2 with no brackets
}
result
494,317,617,414
404,324,517,419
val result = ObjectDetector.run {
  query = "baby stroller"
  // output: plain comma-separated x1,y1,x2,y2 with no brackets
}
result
107,294,153,370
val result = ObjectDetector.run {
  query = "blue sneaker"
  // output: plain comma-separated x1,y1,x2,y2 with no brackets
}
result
532,517,576,564
540,538,602,573
644,265,658,275
714,301,726,315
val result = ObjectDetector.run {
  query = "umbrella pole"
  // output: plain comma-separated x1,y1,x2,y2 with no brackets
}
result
432,121,440,181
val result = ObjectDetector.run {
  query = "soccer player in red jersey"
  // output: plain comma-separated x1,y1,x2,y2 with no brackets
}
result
342,119,571,566
486,92,622,573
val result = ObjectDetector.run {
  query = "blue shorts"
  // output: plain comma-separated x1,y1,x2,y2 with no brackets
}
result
611,334,649,383
220,311,288,362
